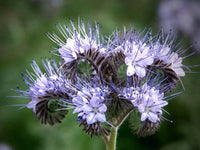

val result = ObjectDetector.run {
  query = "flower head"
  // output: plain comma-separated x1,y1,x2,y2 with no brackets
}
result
21,59,69,125
120,71,170,123
136,84,167,123
124,41,154,77
47,20,108,80
47,20,101,65
154,43,185,77
114,30,154,78
72,87,107,124
13,19,196,138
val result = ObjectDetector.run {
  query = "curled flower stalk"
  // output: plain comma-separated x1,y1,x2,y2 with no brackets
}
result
12,19,198,150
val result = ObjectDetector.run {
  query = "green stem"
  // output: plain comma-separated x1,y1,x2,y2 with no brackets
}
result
106,127,118,150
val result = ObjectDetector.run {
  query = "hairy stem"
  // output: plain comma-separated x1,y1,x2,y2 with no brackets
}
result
106,127,118,150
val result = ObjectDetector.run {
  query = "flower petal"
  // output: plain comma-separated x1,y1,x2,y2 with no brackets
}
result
98,104,107,113
86,113,96,124
148,112,158,123
141,113,148,121
95,113,106,122
127,65,135,76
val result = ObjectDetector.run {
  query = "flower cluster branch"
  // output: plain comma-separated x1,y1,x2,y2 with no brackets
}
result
14,19,195,138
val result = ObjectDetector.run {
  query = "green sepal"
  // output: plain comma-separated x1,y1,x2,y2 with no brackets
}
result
129,110,161,137
128,109,143,134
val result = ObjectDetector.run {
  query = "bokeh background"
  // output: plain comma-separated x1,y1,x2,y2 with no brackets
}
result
1,0,200,150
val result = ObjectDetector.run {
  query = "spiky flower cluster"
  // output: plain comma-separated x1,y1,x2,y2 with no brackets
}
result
15,19,192,137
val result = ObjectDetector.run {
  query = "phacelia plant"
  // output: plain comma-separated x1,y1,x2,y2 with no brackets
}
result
14,19,195,150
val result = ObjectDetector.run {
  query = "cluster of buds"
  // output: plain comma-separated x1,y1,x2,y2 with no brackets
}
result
15,19,192,137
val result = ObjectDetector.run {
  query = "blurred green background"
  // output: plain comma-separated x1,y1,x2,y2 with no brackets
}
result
0,0,200,150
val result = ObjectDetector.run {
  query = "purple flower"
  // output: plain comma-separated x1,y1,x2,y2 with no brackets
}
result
47,21,101,65
26,60,66,110
58,35,98,64
169,52,185,77
21,59,69,125
72,87,107,124
123,41,154,77
27,74,52,112
154,43,185,77
135,84,168,123
13,19,195,137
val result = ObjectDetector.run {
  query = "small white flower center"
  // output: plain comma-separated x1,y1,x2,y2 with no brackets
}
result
93,107,99,114
144,106,150,113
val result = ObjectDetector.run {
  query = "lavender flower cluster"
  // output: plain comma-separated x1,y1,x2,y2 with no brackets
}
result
16,19,191,137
